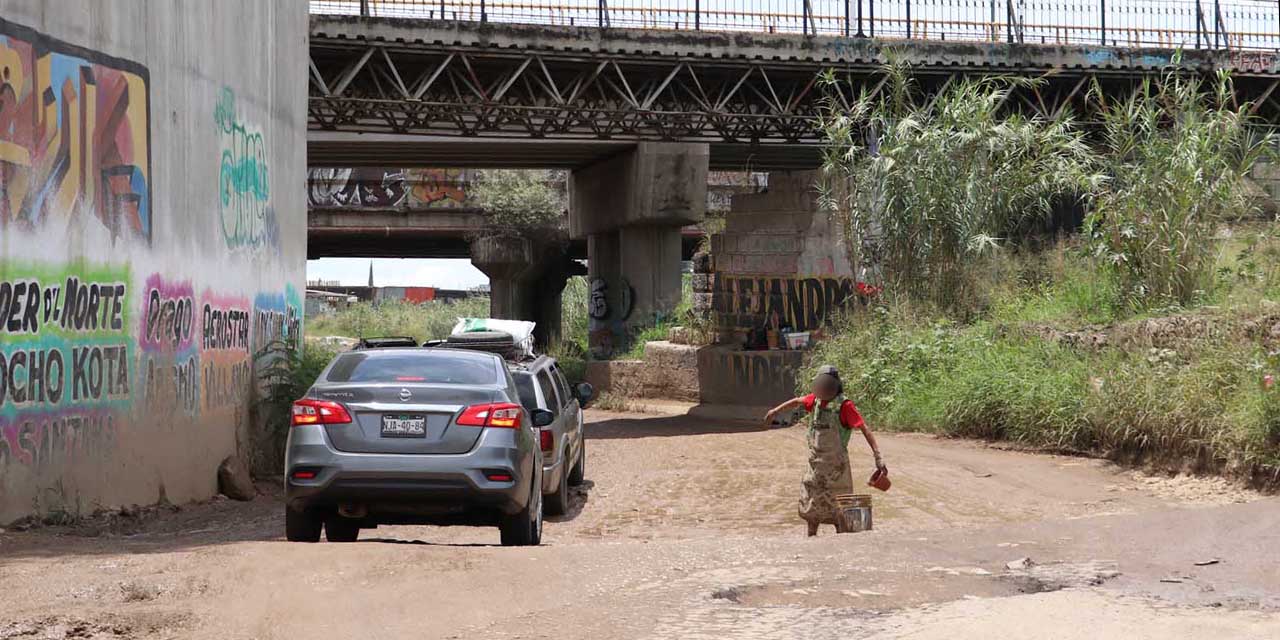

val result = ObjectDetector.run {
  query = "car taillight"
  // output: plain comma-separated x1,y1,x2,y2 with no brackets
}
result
291,399,352,426
457,402,523,429
539,428,553,452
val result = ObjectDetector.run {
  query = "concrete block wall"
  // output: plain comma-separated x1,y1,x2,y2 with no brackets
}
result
0,1,307,522
708,171,863,338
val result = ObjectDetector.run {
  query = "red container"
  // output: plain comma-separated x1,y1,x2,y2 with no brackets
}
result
868,467,891,492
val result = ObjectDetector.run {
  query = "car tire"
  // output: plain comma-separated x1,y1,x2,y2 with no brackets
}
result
567,441,585,486
545,462,570,517
325,516,360,543
285,507,323,543
500,482,542,547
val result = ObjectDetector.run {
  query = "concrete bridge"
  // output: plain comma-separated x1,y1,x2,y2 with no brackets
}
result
306,2,1280,354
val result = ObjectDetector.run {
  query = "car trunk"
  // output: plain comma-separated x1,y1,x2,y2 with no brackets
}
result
319,384,498,455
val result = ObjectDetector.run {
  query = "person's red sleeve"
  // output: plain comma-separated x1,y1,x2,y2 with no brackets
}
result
840,400,865,430
801,393,816,413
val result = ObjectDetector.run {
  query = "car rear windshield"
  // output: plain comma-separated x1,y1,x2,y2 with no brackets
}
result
326,351,497,385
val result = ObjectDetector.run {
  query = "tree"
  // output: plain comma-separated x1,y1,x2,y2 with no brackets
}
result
471,170,566,236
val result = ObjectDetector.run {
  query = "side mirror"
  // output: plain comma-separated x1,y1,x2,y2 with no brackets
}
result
532,408,555,428
575,382,594,408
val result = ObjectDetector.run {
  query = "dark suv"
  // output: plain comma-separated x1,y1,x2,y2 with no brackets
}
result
284,348,549,545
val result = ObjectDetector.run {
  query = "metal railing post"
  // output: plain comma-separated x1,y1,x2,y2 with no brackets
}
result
599,0,606,28
359,0,369,17
870,0,876,37
1214,0,1222,48
1195,0,1204,48
803,0,812,35
696,0,701,30
480,0,487,22
1006,0,1015,43
906,0,912,38
1100,0,1107,45
845,0,850,37
857,0,865,37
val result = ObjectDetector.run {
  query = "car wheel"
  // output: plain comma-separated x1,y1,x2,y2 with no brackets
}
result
325,516,360,543
545,462,570,517
567,441,585,486
501,481,542,547
285,507,323,543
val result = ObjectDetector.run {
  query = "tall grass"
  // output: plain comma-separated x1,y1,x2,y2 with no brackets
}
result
818,61,1098,317
307,297,491,343
1088,68,1275,308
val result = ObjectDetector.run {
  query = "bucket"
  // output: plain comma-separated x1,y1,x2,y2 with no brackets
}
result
834,494,873,533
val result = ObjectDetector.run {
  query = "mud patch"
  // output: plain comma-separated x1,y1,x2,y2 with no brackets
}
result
0,612,190,639
727,561,1121,612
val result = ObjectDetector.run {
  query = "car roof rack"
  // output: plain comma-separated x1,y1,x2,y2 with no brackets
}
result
354,336,420,349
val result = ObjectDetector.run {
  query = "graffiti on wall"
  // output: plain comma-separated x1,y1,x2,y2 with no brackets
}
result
307,167,476,209
0,263,131,469
0,20,152,242
200,290,251,415
215,87,276,250
139,275,198,416
711,275,864,332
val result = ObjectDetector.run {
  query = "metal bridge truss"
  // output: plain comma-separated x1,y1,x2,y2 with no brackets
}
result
309,38,1280,145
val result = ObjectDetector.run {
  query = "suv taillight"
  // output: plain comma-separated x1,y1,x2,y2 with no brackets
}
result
292,399,352,426
457,402,523,429
539,428,553,452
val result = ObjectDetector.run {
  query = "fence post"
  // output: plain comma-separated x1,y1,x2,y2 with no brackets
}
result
359,0,369,17
870,0,875,37
845,0,850,37
804,0,812,36
906,0,912,38
1100,0,1107,45
599,0,606,28
696,0,701,30
480,0,487,22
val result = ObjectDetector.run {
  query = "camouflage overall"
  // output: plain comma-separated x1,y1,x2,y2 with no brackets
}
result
798,394,854,525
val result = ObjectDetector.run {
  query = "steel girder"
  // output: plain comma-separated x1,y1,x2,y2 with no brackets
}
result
309,38,1280,143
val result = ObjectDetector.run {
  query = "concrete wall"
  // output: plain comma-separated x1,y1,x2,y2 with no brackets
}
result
584,341,701,403
0,1,308,522
707,171,868,340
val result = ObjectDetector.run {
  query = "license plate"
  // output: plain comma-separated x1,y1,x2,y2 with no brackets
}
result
381,415,426,437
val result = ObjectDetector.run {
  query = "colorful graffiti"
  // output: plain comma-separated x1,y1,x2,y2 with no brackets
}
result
139,275,199,416
307,167,477,210
0,20,151,242
215,87,276,250
199,290,251,415
711,275,864,332
0,263,132,469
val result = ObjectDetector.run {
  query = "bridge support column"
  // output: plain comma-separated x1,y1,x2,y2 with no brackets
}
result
572,143,708,357
470,235,581,348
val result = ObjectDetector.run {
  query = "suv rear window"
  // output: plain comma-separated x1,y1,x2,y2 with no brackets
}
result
514,374,539,412
326,352,497,384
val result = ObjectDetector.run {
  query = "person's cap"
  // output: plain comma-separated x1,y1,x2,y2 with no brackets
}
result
813,365,840,381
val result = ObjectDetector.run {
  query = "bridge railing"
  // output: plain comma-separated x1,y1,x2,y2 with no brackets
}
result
310,0,1280,50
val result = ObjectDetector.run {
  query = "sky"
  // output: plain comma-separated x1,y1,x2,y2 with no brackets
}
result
307,258,488,290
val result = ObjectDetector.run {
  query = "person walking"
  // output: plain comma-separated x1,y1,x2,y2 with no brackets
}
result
764,365,886,536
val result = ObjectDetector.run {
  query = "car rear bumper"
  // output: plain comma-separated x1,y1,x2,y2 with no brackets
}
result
285,425,533,525
540,456,564,494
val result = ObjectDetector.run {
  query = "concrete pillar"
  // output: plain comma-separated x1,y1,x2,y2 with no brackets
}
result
573,143,708,357
470,235,581,348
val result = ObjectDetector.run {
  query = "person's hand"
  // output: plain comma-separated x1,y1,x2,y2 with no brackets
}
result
764,409,778,426
874,453,886,471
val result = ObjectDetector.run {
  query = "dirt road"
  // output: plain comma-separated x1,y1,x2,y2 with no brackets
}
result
2,407,1278,639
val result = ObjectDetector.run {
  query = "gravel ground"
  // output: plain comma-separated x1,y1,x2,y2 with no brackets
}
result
1,407,1277,639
